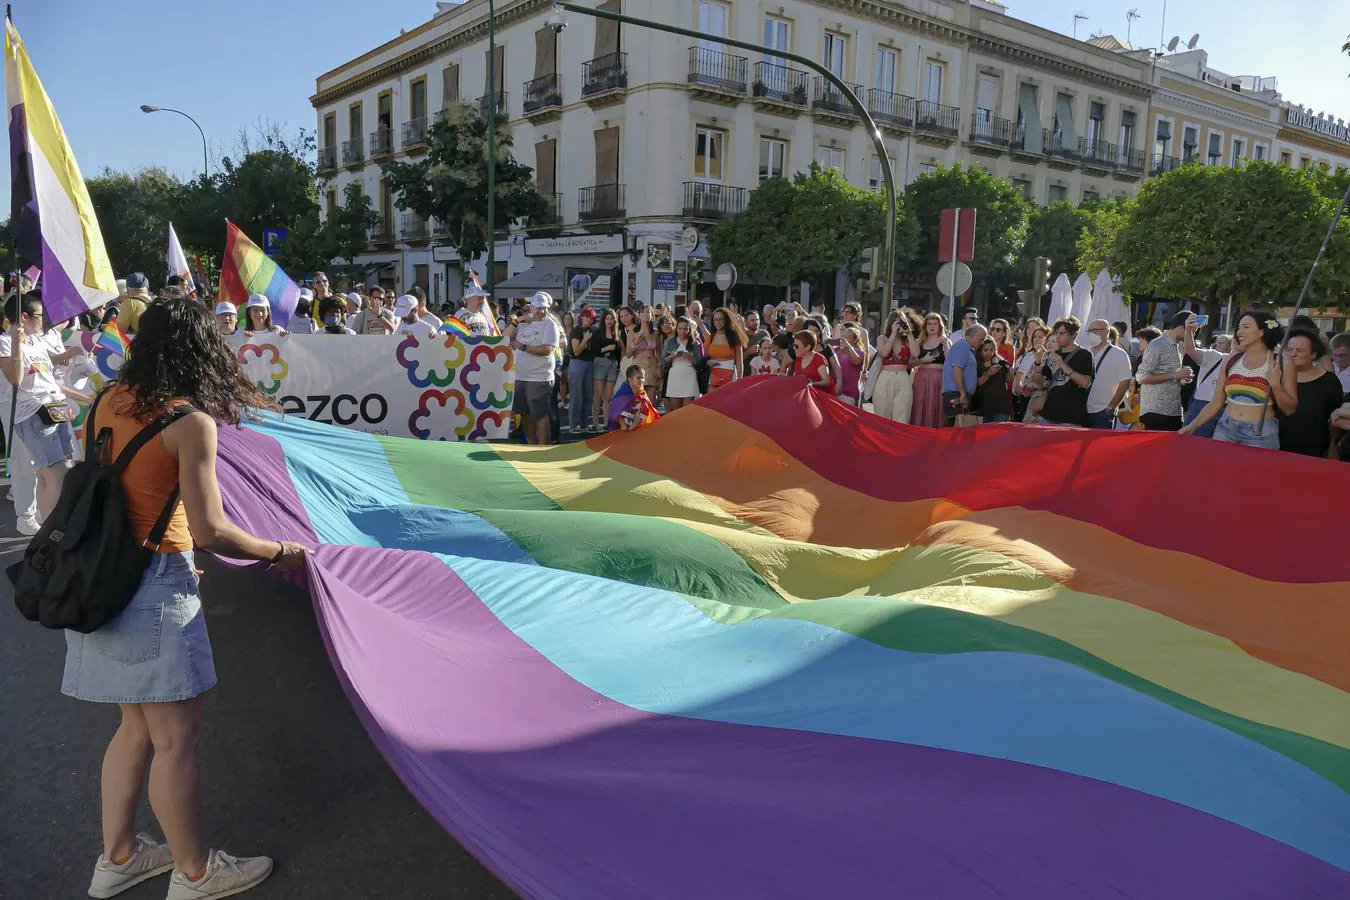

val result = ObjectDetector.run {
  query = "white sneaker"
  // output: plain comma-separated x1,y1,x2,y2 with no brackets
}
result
15,514,39,536
88,833,175,898
165,850,273,899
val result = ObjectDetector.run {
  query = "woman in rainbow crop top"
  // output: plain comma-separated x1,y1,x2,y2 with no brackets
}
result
1180,311,1297,449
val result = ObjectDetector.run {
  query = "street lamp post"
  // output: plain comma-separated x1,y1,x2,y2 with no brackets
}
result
486,0,497,299
551,1,899,315
140,104,210,177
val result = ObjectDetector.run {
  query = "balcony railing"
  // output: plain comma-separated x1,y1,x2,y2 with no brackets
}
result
1010,124,1040,154
531,192,563,227
368,219,394,242
1043,129,1081,162
400,212,428,239
582,52,628,96
318,146,337,170
579,183,626,220
752,61,809,105
1116,147,1146,175
1207,152,1222,166
688,47,748,92
812,78,863,116
477,91,509,120
341,138,364,165
969,114,1013,148
369,128,394,157
1080,138,1118,167
868,88,915,128
1151,153,1182,176
682,182,748,220
523,73,562,113
401,117,427,148
915,100,960,136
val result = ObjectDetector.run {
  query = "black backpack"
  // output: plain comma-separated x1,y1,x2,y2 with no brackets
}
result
8,390,195,633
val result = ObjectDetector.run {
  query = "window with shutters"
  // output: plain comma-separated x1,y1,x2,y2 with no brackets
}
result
823,33,847,78
868,155,896,192
535,139,557,193
1047,184,1067,204
694,127,724,182
1119,110,1136,151
923,61,943,104
594,126,620,184
1154,119,1172,159
1231,137,1245,167
1207,131,1223,165
534,26,557,77
595,0,621,57
409,79,426,120
1182,124,1198,160
764,15,790,66
1087,102,1104,146
441,63,460,109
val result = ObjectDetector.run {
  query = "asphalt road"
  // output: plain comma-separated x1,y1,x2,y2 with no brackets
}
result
0,490,517,900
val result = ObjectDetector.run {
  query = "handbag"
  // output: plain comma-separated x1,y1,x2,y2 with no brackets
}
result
35,401,73,426
954,413,984,428
860,353,883,404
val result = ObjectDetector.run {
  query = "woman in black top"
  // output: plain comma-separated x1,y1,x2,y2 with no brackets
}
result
974,338,1013,423
1277,331,1344,457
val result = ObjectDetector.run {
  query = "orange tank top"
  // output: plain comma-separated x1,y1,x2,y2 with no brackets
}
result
85,386,193,552
707,335,737,361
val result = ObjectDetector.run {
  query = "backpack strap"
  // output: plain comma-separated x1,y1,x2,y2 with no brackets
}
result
85,389,116,465
112,405,197,474
136,406,198,552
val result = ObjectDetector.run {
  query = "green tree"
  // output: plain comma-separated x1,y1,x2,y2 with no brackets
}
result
903,163,1031,285
381,105,546,263
323,181,381,265
709,163,915,293
86,167,182,277
1020,201,1094,279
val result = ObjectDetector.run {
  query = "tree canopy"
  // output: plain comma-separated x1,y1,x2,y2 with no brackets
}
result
1019,201,1095,280
381,105,546,263
902,163,1032,285
708,163,916,289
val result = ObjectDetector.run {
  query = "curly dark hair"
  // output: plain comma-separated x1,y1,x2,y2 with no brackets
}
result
114,298,277,424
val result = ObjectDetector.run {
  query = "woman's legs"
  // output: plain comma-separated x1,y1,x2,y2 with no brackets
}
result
141,698,209,878
593,378,608,428
872,370,896,420
101,704,153,862
894,371,914,424
666,397,685,412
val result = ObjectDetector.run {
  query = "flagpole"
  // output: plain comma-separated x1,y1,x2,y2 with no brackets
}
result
6,4,19,479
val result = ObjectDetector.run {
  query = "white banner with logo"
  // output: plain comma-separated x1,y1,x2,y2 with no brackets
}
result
65,331,517,442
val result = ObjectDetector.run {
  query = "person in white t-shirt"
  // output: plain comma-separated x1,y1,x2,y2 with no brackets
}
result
393,295,438,338
510,292,562,445
409,286,442,332
456,285,496,337
1082,319,1133,429
1330,333,1350,395
1,292,90,523
1181,326,1232,438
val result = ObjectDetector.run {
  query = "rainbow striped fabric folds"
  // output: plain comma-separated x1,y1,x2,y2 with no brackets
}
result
214,377,1350,900
219,219,299,327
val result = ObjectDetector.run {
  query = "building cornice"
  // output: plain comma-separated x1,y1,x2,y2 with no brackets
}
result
1276,126,1350,159
815,0,968,43
310,0,552,108
1153,87,1278,136
968,34,1153,97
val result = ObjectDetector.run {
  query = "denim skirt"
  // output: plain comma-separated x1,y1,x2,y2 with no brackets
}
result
62,551,217,704
1212,413,1279,451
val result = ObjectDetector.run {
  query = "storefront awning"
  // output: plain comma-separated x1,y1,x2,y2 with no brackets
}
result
496,259,568,293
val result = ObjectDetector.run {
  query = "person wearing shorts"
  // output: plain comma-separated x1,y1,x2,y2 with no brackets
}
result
0,291,90,522
511,292,563,444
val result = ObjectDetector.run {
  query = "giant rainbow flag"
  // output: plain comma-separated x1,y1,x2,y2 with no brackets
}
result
6,18,117,323
219,219,299,328
214,377,1350,899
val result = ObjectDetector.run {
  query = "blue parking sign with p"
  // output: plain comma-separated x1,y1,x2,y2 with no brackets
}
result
262,228,289,256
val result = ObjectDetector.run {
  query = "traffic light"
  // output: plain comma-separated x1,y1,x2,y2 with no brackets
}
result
1032,257,1053,296
688,257,706,288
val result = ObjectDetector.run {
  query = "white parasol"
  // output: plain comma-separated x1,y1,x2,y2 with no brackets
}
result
1092,269,1130,342
1071,272,1094,323
1046,273,1073,324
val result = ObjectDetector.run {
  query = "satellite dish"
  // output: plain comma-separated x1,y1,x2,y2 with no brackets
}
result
1187,33,1200,49
1166,36,1180,52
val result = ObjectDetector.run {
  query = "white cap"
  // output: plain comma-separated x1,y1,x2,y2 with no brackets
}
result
214,301,236,317
298,288,315,301
393,294,416,318
529,291,553,309
245,293,271,310
464,284,489,300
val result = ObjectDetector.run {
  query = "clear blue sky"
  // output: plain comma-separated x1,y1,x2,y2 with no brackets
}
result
6,0,1349,214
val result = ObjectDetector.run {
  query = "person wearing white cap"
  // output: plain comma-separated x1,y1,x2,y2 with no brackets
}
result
242,294,287,337
393,294,437,338
456,284,496,337
410,286,441,332
289,288,317,334
214,302,238,336
511,291,563,444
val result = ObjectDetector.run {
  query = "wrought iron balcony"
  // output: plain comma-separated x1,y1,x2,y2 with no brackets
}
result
868,89,915,129
1080,138,1118,169
368,218,394,242
1010,124,1041,155
682,182,748,220
369,128,394,157
811,77,863,118
579,183,625,220
582,52,628,97
915,101,960,137
317,146,337,170
401,117,427,149
688,47,748,93
752,61,809,106
400,212,428,239
1043,129,1081,164
969,114,1013,149
1116,147,1146,176
341,139,363,165
477,91,509,120
523,74,562,113
1151,153,1182,176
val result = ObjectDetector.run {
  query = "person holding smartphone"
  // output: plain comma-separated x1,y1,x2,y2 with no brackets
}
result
872,309,922,423
662,317,704,411
1136,310,1197,431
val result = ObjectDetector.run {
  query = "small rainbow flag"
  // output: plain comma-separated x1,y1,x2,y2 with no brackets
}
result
440,315,473,338
95,320,129,357
219,219,299,328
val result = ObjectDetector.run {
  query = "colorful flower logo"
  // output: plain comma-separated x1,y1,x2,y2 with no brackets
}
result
458,344,515,410
237,342,288,395
409,388,475,441
395,332,469,388
467,409,513,442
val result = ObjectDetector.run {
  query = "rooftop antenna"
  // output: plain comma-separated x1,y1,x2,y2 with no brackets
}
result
1073,11,1089,40
1166,36,1180,52
1187,33,1200,49
1159,0,1168,50
1125,9,1141,45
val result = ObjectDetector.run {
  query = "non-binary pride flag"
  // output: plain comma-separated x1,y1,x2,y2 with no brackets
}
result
219,219,298,328
212,377,1350,899
5,19,117,323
